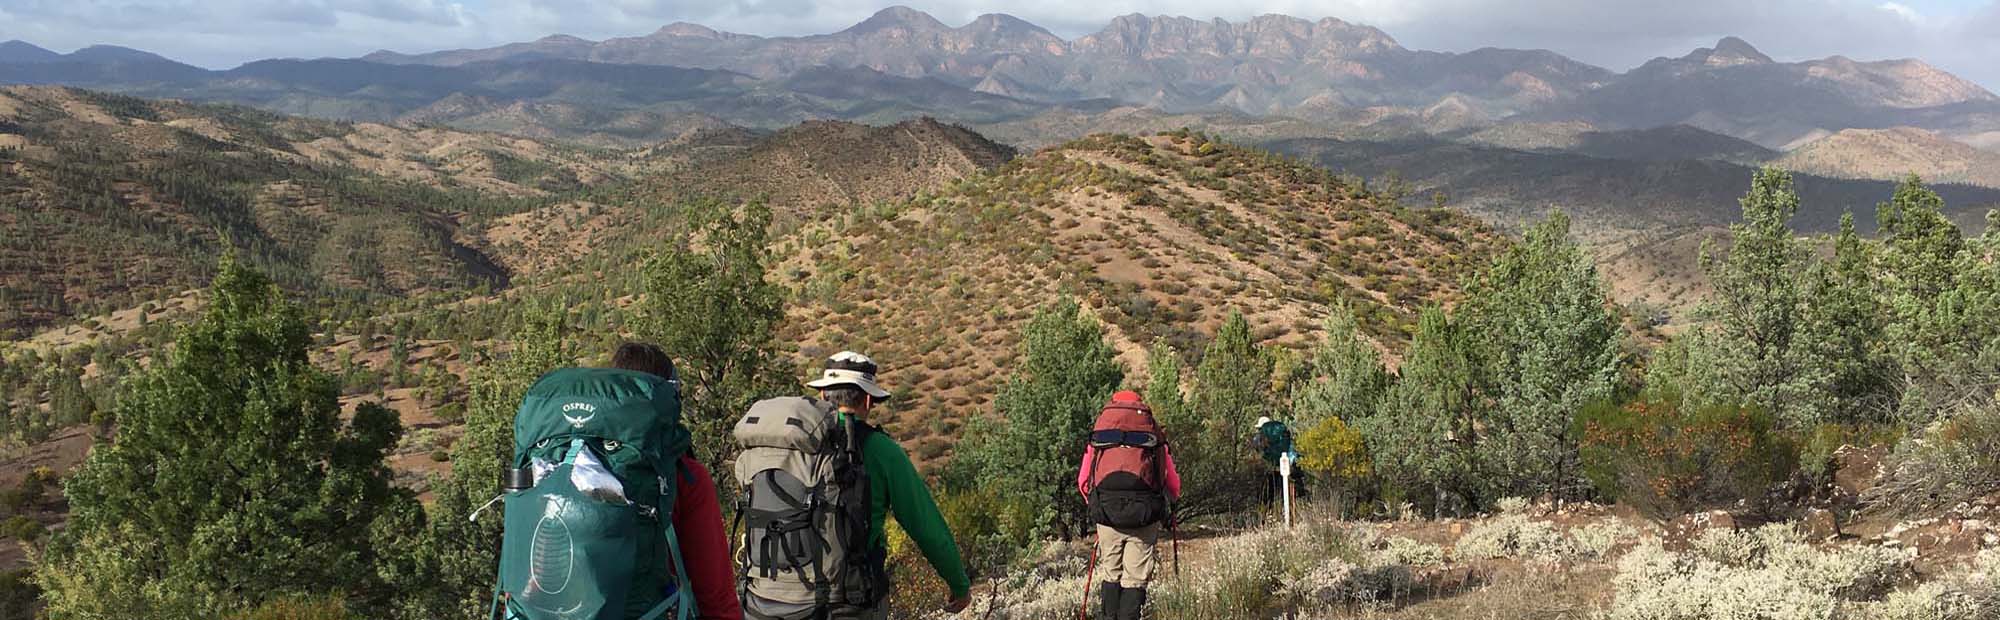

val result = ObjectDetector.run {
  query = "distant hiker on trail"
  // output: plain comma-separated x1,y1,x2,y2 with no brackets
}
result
1078,391,1181,620
1251,416,1296,510
734,351,970,620
489,341,736,620
610,343,743,620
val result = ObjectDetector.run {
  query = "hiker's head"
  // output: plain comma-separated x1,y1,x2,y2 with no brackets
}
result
610,341,676,381
806,351,892,414
1255,416,1273,430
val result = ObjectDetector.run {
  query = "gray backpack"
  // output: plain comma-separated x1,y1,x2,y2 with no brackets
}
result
733,397,883,618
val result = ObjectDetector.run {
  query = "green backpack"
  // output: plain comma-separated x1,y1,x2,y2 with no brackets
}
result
1256,420,1293,466
491,368,698,620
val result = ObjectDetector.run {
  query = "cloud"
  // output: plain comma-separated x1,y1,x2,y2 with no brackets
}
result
0,0,1996,90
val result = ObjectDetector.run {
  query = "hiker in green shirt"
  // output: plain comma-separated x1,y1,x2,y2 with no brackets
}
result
805,351,972,618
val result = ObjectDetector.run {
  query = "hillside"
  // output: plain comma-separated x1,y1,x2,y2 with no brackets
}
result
1459,122,1777,163
1265,135,2000,313
0,86,622,336
643,117,1016,215
757,131,1496,460
1775,127,2000,188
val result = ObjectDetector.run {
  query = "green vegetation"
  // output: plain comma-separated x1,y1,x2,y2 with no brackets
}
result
633,198,795,494
8,87,2000,618
1577,395,1796,518
950,297,1124,536
34,255,415,617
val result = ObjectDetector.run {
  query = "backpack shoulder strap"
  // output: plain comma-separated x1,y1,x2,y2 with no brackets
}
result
638,522,698,620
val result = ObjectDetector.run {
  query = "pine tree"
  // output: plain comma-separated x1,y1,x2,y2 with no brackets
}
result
1364,306,1479,516
1190,311,1273,463
1168,312,1276,518
1143,339,1186,430
1878,176,1963,302
1806,213,1895,423
1692,168,1830,427
634,199,794,486
37,255,416,617
1458,212,1622,500
1291,304,1388,433
974,298,1123,535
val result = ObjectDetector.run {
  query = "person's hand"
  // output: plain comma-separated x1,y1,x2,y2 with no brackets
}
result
942,593,972,614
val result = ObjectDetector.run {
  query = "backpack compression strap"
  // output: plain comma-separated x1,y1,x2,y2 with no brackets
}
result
637,522,698,620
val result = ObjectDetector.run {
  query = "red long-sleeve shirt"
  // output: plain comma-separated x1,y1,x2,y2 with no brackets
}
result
673,456,742,620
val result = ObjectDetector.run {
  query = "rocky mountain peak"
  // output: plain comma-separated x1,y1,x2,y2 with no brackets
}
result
843,6,951,34
1696,36,1774,67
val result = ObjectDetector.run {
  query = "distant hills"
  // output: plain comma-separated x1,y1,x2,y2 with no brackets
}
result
1773,127,2000,188
5,6,1999,157
349,7,2000,150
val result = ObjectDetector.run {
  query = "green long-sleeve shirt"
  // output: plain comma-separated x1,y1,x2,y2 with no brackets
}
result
849,419,971,599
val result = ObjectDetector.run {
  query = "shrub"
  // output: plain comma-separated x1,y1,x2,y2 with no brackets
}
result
1378,537,1445,568
1578,395,1798,519
227,595,356,620
1867,404,2000,517
0,467,54,513
0,516,41,542
1571,522,1640,561
0,569,37,620
1857,550,1998,620
1607,524,1915,620
1456,514,1575,562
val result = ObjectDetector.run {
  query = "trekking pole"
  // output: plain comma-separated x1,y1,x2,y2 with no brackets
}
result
1078,531,1099,620
1162,498,1179,580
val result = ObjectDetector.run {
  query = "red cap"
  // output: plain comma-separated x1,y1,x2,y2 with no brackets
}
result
1110,390,1143,403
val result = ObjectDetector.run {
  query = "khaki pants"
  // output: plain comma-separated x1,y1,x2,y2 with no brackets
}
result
1095,523,1161,588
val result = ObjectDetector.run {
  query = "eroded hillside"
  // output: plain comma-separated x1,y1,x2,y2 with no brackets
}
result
0,86,628,336
769,131,1497,461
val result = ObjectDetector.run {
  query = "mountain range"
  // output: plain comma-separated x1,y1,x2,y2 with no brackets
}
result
354,7,2000,149
4,6,1999,155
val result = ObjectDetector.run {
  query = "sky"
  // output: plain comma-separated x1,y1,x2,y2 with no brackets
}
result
2,0,1999,89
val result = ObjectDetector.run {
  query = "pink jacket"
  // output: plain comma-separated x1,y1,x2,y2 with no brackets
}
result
1077,443,1182,500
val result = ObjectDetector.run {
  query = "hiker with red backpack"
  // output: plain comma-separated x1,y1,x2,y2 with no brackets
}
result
732,351,971,620
487,342,741,620
1077,391,1182,620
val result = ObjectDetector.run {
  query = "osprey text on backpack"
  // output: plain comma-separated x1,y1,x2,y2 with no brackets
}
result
491,368,698,620
1085,400,1169,529
733,396,884,619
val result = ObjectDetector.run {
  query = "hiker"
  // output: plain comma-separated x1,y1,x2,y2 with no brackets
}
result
609,343,743,620
490,342,728,620
1078,391,1181,620
1251,417,1295,510
736,351,970,619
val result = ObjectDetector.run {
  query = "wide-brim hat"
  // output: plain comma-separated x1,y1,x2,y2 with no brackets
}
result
804,351,893,400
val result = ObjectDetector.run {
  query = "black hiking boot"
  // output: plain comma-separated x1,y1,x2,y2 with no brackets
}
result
1098,581,1123,619
1116,586,1147,620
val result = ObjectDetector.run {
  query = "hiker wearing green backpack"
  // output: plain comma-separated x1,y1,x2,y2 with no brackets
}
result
487,342,740,620
1250,417,1297,511
734,351,970,619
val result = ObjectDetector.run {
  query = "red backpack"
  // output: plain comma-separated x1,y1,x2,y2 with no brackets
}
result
1085,400,1168,528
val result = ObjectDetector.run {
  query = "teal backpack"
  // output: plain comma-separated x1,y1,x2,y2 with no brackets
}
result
1256,420,1293,466
491,368,698,620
